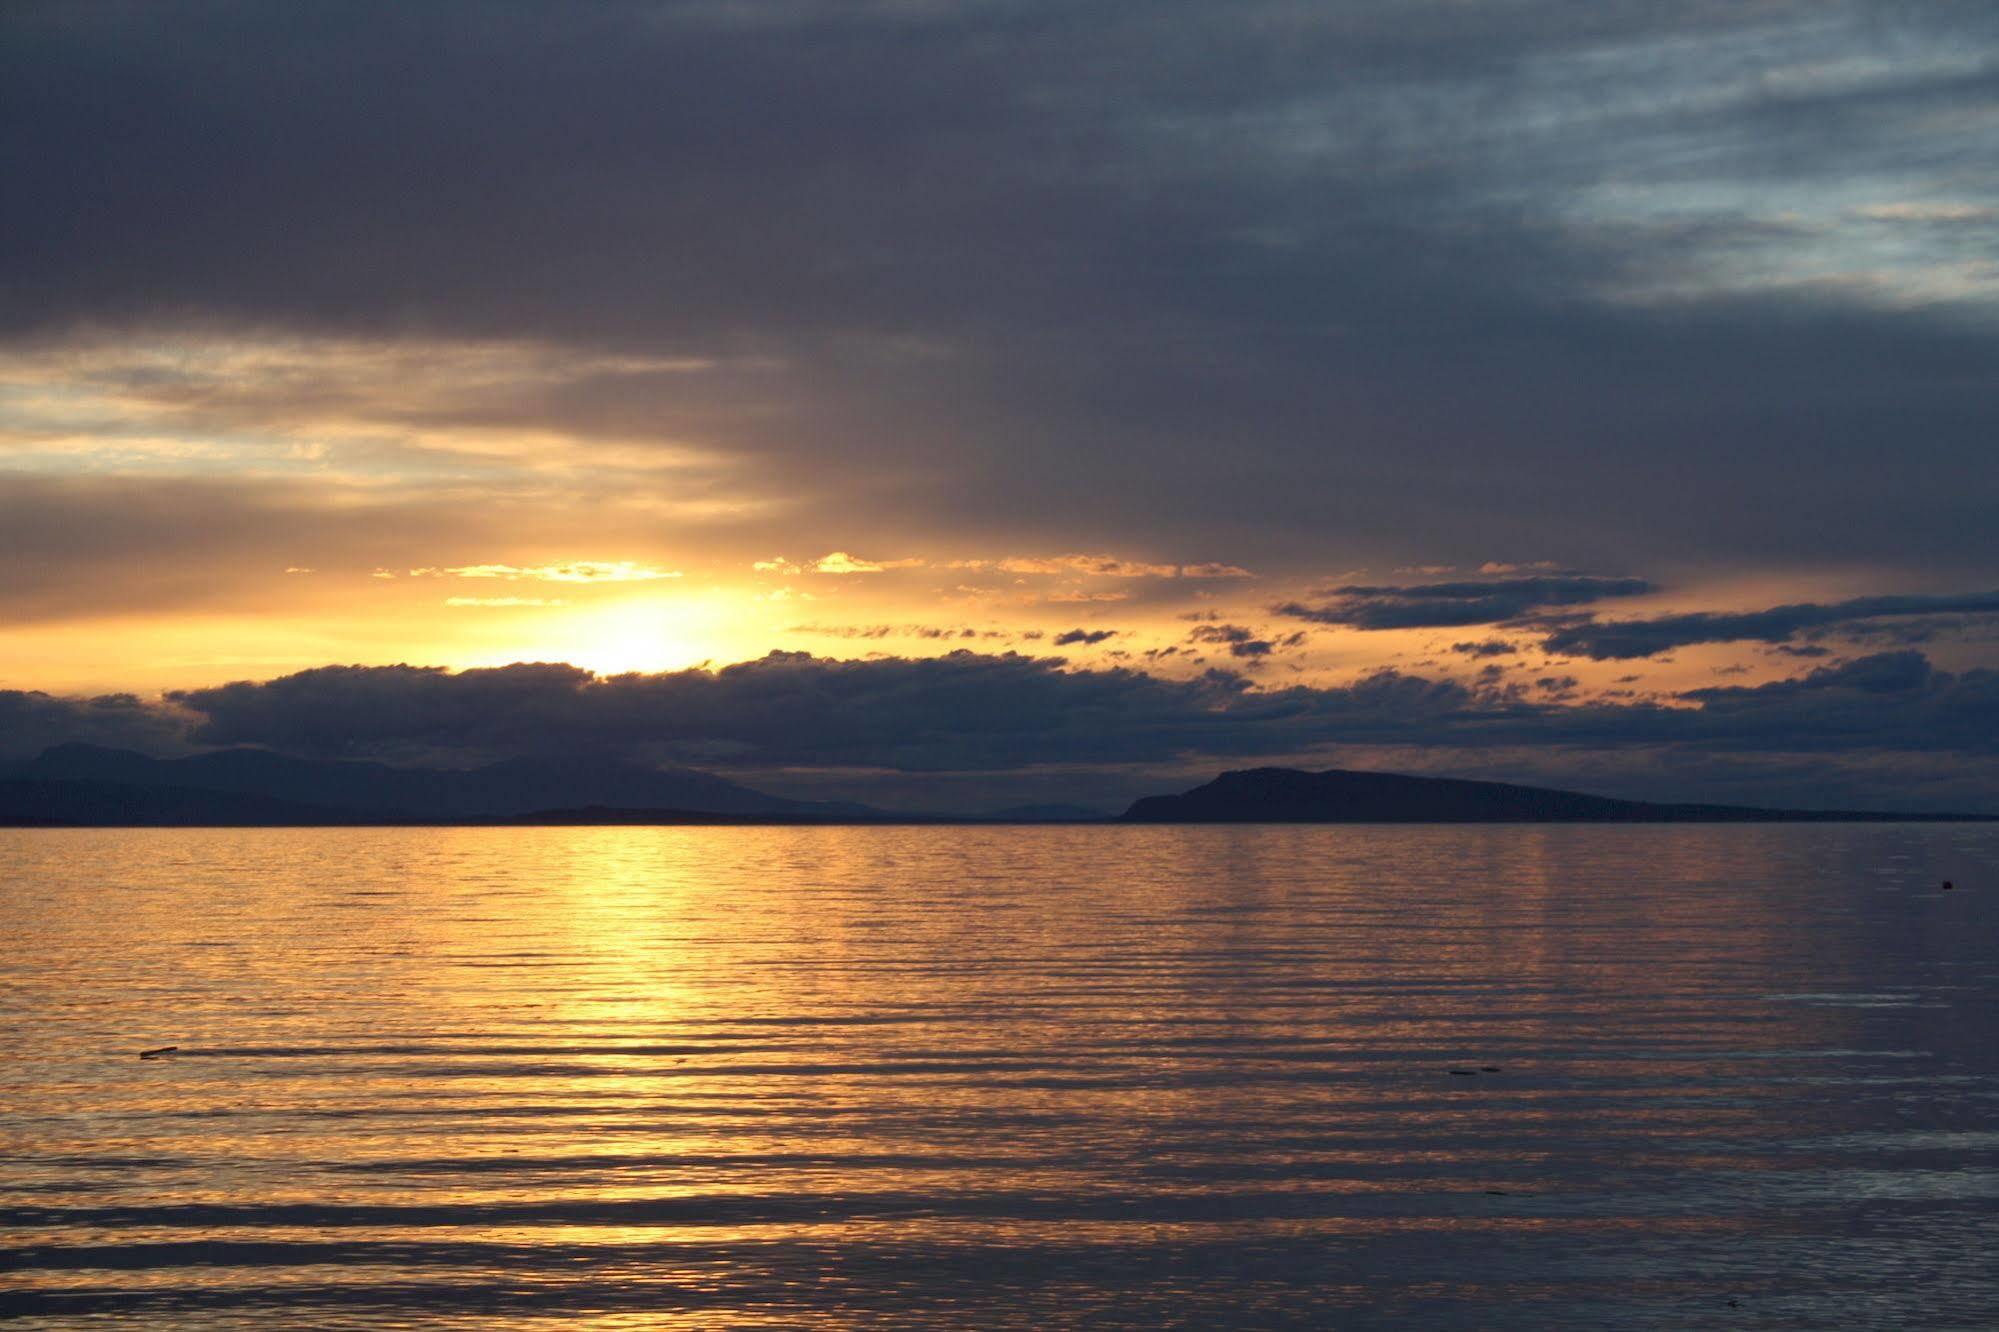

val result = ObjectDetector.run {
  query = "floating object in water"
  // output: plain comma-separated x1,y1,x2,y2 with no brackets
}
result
1480,1065,1502,1073
1484,1189,1509,1195
1448,1068,1478,1076
1942,880,1955,891
138,1046,178,1060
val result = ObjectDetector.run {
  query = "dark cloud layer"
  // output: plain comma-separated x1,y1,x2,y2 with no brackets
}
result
1451,639,1520,659
6,647,1993,809
1659,651,1999,766
0,690,189,760
5,2,1998,574
1544,590,1999,659
163,651,1515,776
1186,623,1307,660
1278,577,1654,630
10,648,1937,805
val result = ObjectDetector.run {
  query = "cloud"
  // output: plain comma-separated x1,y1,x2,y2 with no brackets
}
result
786,554,932,575
790,623,1014,641
155,652,1497,773
1186,623,1306,660
1684,649,1936,701
1043,590,1131,604
1851,202,1999,225
445,596,564,607
810,552,887,574
1450,639,1519,658
794,623,893,639
4,2,1999,589
136,649,1997,784
1541,589,1999,660
1053,629,1120,646
0,645,1983,810
3,0,1999,771
1649,651,1999,769
946,554,1256,592
763,551,1233,580
0,690,189,760
166,653,1407,771
413,562,682,583
0,472,503,623
1278,576,1655,630
959,554,1185,579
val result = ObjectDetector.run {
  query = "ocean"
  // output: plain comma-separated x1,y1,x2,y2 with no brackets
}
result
4,823,1997,1328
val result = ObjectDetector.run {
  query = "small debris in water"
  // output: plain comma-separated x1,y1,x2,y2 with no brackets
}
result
1480,1065,1502,1073
1941,880,1954,891
1448,1068,1478,1076
1484,1189,1509,1195
138,1046,178,1060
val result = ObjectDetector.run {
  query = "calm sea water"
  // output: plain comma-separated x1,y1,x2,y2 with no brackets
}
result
3,824,1997,1329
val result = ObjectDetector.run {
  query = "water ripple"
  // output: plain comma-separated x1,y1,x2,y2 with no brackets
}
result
4,822,1996,1328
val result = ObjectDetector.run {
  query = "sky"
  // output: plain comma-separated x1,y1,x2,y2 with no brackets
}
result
3,0,1997,813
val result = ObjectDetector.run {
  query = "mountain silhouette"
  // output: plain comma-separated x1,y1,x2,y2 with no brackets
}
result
0,778,364,826
0,744,874,824
1121,767,1993,823
7,749,1989,827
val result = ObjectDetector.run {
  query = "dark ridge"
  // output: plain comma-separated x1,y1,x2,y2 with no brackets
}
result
1120,767,1995,824
0,779,366,827
6,749,1989,827
0,784,941,829
0,745,878,823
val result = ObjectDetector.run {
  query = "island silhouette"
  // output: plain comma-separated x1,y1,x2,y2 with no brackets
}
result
1118,767,1991,823
1,745,1989,826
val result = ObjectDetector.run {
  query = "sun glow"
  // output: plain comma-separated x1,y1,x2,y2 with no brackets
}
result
512,591,773,677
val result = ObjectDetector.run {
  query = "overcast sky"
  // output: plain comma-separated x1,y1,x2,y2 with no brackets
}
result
3,1,1996,811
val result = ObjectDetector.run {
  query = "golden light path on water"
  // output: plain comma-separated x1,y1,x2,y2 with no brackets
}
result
3,824,1998,1327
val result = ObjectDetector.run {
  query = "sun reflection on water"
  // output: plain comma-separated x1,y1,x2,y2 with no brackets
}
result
3,823,1997,1327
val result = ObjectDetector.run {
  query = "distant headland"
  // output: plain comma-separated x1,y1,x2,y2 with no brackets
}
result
0,745,1991,827
1119,767,1994,824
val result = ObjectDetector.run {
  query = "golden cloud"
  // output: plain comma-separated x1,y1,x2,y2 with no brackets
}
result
412,561,683,583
